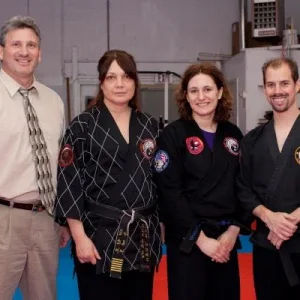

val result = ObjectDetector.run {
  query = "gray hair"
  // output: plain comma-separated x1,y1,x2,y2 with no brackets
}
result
0,16,41,47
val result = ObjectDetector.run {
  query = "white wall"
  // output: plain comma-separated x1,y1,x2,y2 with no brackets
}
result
0,0,299,120
62,0,241,79
108,0,239,61
0,0,28,21
222,52,247,133
244,48,279,132
1,0,241,82
63,0,107,62
280,0,300,32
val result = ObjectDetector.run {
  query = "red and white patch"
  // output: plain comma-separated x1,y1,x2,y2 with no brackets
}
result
59,144,74,167
140,139,156,159
185,137,204,155
223,137,239,156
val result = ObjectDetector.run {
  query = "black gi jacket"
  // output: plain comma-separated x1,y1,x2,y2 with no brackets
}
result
237,116,300,252
55,103,161,274
154,118,243,243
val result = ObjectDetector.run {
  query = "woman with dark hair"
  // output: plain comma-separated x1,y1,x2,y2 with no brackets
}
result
55,49,161,300
154,62,245,300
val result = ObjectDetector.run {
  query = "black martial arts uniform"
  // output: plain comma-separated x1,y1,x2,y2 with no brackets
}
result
154,118,244,300
55,103,161,300
237,116,300,300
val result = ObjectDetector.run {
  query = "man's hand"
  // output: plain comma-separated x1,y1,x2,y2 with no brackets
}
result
196,231,229,263
267,231,285,249
59,226,71,248
254,205,297,240
269,208,300,248
264,211,297,240
254,206,300,249
290,208,300,225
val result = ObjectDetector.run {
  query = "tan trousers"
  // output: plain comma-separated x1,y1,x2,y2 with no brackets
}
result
0,205,60,300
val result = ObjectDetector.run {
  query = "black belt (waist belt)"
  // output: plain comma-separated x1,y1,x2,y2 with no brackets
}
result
0,198,45,212
279,247,299,287
86,201,155,279
253,220,300,287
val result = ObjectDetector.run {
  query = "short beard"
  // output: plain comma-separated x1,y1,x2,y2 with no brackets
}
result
271,102,289,113
269,93,290,113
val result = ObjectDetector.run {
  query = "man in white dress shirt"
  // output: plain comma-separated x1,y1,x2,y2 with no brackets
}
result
0,15,70,300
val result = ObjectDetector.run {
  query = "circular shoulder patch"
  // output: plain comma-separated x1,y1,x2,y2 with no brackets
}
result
154,150,169,172
140,139,156,159
185,136,204,155
295,147,300,165
223,137,239,156
59,144,74,167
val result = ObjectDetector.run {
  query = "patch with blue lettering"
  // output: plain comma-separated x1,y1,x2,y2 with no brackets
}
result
154,150,169,172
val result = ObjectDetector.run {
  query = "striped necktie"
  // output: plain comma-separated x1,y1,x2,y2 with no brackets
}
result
19,88,55,214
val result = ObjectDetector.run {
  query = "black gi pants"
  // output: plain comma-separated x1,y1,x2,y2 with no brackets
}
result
253,245,300,300
74,256,154,300
166,241,240,300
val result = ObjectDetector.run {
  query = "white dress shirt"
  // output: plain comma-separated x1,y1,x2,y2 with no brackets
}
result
0,70,64,202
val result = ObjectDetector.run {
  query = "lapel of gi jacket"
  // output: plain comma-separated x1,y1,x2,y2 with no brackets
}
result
265,115,300,199
184,120,231,198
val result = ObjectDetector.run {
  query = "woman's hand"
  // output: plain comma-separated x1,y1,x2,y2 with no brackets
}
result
160,222,165,244
196,231,229,263
75,234,101,265
217,225,240,253
67,218,101,265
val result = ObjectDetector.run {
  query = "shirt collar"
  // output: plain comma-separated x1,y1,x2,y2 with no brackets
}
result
0,69,40,97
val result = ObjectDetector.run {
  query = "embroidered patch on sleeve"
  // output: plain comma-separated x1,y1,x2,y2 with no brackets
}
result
223,137,239,156
185,136,204,155
295,147,300,164
140,139,156,159
154,150,169,172
58,144,74,167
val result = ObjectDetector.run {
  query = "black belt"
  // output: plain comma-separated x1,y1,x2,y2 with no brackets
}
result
253,220,300,287
0,198,45,212
86,201,155,279
279,247,299,287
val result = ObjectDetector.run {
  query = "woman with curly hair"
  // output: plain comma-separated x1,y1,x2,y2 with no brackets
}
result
154,62,245,300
